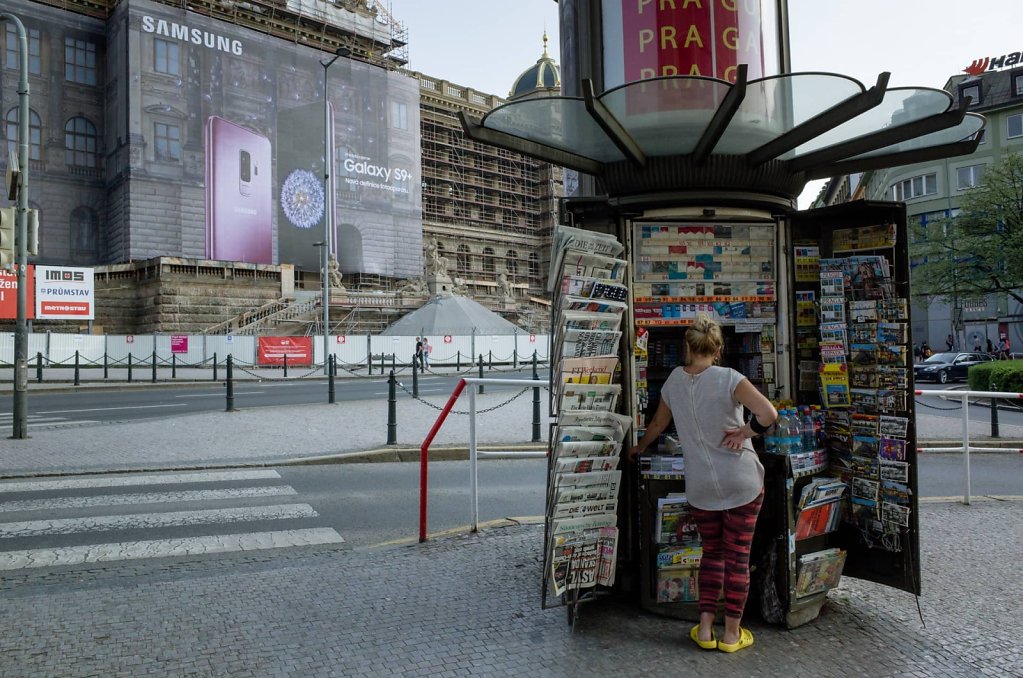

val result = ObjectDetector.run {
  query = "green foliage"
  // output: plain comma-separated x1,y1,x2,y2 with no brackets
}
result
910,152,1023,307
967,359,1023,392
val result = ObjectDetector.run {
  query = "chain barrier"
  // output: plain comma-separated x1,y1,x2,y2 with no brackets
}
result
913,397,963,411
397,380,531,415
232,363,323,381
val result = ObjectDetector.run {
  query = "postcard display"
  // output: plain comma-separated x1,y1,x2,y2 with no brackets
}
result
542,225,633,618
765,201,921,628
629,221,778,619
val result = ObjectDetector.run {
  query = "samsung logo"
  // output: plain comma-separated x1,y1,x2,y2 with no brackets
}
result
141,15,243,56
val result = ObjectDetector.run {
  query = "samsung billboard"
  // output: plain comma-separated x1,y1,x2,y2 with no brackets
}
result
1,0,422,276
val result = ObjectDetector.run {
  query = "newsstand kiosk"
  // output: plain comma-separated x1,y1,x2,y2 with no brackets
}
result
458,1,984,630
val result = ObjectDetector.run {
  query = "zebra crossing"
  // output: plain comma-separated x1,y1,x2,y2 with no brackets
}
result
0,469,345,571
0,411,97,429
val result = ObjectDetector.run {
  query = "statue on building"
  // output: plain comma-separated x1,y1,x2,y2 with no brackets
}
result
451,276,470,297
496,272,514,300
396,276,428,298
425,237,450,277
327,254,346,293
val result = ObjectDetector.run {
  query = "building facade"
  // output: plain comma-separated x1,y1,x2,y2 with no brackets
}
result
1,0,558,333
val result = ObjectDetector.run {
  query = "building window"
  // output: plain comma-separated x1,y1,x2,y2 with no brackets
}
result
6,107,42,161
390,100,408,130
482,247,495,273
64,37,97,85
956,164,985,190
1013,71,1023,97
528,252,539,280
891,173,937,201
959,82,981,107
153,122,181,162
153,39,179,76
65,116,98,168
5,24,42,75
506,250,519,277
456,244,471,272
70,206,99,261
1009,113,1023,139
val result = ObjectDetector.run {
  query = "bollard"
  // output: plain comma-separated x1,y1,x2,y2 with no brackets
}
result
226,354,235,411
387,370,397,445
488,350,493,370
532,352,541,442
456,351,461,372
991,393,1000,438
514,350,518,370
151,349,157,383
74,350,80,386
36,352,43,383
172,354,177,379
380,353,385,375
103,352,108,379
478,354,484,394
412,357,419,397
283,353,288,378
328,355,336,404
128,353,133,383
213,352,218,382
367,354,372,375
391,354,396,371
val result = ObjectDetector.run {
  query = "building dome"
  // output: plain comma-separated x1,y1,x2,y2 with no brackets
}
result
509,32,561,99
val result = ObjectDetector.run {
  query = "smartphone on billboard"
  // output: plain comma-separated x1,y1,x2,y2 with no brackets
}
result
204,116,273,264
276,102,334,271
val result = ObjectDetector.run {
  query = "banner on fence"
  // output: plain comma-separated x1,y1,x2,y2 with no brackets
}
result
257,336,312,366
0,265,35,320
171,335,188,353
35,266,95,320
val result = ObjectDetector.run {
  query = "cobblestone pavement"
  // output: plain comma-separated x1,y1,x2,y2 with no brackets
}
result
1,498,1019,677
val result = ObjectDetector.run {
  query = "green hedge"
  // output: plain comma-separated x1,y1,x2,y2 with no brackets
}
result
967,359,1023,392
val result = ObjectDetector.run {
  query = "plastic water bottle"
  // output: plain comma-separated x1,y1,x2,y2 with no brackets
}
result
786,409,803,454
800,406,816,451
774,410,791,454
764,419,778,454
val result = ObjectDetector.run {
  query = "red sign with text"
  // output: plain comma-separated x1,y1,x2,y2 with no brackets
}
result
620,0,764,83
258,336,313,366
0,265,35,320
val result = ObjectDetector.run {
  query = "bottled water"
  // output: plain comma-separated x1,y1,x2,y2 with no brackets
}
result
786,408,803,454
775,409,795,454
764,418,778,454
800,406,816,451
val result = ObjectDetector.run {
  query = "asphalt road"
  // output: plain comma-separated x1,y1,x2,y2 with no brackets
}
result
2,372,547,427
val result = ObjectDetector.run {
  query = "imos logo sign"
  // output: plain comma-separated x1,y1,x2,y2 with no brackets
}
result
44,270,85,282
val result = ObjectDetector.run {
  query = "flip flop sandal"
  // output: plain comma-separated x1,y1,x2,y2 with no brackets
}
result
717,626,754,653
689,624,717,650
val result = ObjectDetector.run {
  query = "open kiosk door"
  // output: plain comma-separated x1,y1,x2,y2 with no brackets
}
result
757,200,921,629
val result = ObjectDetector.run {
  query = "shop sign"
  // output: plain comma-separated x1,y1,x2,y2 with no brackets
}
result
964,52,1022,75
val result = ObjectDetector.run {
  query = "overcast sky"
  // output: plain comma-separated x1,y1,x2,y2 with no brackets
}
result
387,0,1022,204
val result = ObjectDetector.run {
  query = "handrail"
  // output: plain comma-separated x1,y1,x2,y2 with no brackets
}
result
914,388,1023,504
419,376,548,543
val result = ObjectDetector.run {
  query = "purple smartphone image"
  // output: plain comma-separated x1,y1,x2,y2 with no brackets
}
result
205,116,273,264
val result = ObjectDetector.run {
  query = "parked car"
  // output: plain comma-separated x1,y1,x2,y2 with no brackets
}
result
914,351,993,384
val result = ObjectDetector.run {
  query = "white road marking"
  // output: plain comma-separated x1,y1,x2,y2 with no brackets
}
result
0,486,298,513
0,469,282,494
0,527,345,570
36,404,188,414
173,392,264,398
0,504,318,537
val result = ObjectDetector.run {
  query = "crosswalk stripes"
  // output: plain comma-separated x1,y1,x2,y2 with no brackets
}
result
0,469,344,571
0,412,99,428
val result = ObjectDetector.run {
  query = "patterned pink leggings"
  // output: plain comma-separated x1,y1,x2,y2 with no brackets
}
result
689,489,764,619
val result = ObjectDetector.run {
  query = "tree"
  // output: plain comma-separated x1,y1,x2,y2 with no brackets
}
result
910,152,1023,308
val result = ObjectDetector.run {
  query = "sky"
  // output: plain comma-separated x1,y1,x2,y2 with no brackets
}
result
386,0,1022,204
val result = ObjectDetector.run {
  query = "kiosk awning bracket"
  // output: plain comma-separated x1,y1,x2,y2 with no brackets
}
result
804,136,983,180
693,64,748,167
582,78,647,169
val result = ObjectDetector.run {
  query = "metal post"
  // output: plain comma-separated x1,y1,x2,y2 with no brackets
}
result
151,349,157,383
513,349,518,370
456,351,461,371
35,351,42,383
213,352,218,382
328,355,336,404
380,353,385,375
962,393,971,505
172,354,177,379
127,353,133,383
74,350,80,386
387,370,397,445
391,354,396,371
469,387,479,532
488,350,493,369
990,393,1000,438
412,358,419,397
283,353,289,378
226,354,235,412
103,352,108,379
532,352,541,442
4,13,30,439
478,355,484,394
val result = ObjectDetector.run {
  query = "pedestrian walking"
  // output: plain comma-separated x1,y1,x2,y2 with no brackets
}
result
946,334,954,352
987,338,995,356
999,334,1011,360
627,314,777,654
423,339,432,369
414,337,424,369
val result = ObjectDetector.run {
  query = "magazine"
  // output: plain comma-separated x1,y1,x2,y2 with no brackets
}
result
559,382,622,413
657,566,699,603
554,455,620,474
795,548,847,598
560,356,620,385
560,310,624,332
558,410,632,439
558,329,623,359
552,439,619,460
549,226,625,289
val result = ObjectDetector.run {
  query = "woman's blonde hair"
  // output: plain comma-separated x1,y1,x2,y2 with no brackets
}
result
685,313,724,362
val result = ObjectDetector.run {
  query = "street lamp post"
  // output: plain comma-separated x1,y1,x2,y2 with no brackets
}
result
320,46,351,375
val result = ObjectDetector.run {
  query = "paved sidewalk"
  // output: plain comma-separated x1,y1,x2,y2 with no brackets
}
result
2,385,1022,676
